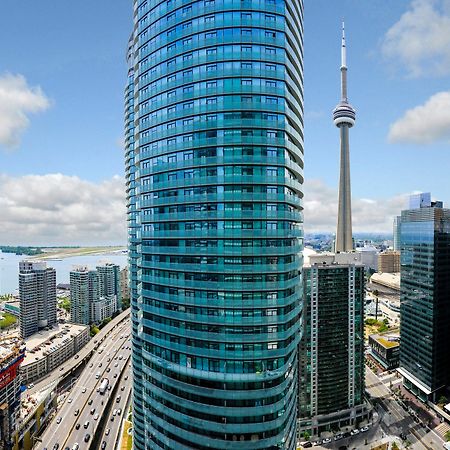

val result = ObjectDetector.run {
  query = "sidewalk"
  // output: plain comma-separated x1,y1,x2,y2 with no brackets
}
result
397,385,440,428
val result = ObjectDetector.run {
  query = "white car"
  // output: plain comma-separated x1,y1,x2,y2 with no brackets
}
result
94,413,99,420
68,398,73,403
322,438,332,444
350,429,360,436
82,388,87,393
360,426,370,432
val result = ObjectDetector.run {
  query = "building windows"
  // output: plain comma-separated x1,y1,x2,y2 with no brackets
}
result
206,48,217,55
241,79,252,86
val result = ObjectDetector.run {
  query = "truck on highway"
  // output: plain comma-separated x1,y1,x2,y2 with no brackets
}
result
99,378,109,395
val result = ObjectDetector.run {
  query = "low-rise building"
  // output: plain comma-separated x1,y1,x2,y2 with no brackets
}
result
20,324,89,384
12,381,58,450
369,333,400,370
3,302,20,318
0,338,25,450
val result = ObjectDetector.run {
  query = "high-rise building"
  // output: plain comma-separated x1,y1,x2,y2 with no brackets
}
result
298,253,368,436
97,263,122,311
70,264,121,324
127,0,304,447
398,194,450,402
19,261,57,339
378,250,400,273
393,216,401,251
334,24,356,253
70,267,96,325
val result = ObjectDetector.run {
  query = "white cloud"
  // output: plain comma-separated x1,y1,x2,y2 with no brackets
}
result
382,0,450,77
0,73,50,149
0,174,126,245
388,90,450,144
303,179,407,233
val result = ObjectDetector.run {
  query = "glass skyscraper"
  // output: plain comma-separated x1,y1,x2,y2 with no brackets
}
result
127,0,304,447
398,194,450,402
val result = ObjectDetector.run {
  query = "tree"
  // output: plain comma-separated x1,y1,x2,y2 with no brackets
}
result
439,396,448,406
444,430,450,442
301,431,310,440
392,442,399,450
90,325,100,336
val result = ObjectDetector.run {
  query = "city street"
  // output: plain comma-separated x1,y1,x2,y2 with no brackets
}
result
308,368,446,450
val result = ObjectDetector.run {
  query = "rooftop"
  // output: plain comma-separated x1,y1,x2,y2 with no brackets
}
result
370,333,400,349
305,251,365,268
22,323,89,366
19,380,57,423
0,337,23,368
371,272,400,290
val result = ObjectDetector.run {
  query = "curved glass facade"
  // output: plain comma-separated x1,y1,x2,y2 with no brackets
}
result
128,0,304,448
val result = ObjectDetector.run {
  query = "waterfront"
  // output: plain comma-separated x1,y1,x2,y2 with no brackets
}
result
0,250,128,295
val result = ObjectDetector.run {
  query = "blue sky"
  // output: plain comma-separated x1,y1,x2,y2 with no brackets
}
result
0,0,449,244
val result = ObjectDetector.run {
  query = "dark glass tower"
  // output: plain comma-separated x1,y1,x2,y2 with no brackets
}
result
127,0,304,448
299,254,367,436
398,194,450,402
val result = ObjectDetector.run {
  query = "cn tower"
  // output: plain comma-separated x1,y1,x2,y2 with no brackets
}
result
333,22,356,253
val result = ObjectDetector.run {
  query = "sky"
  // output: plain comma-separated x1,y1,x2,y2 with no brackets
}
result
1,0,450,244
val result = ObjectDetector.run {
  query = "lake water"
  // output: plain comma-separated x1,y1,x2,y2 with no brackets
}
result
0,251,128,295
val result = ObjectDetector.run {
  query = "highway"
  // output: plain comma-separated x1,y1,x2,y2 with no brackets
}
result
29,309,130,397
98,372,132,450
36,318,131,450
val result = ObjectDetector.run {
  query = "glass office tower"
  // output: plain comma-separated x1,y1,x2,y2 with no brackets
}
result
398,194,450,402
127,0,304,448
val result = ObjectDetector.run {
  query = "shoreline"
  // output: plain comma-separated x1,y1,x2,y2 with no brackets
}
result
27,246,127,261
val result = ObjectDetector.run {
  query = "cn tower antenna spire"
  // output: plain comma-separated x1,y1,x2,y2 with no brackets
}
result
341,20,346,69
340,20,348,102
333,21,356,253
